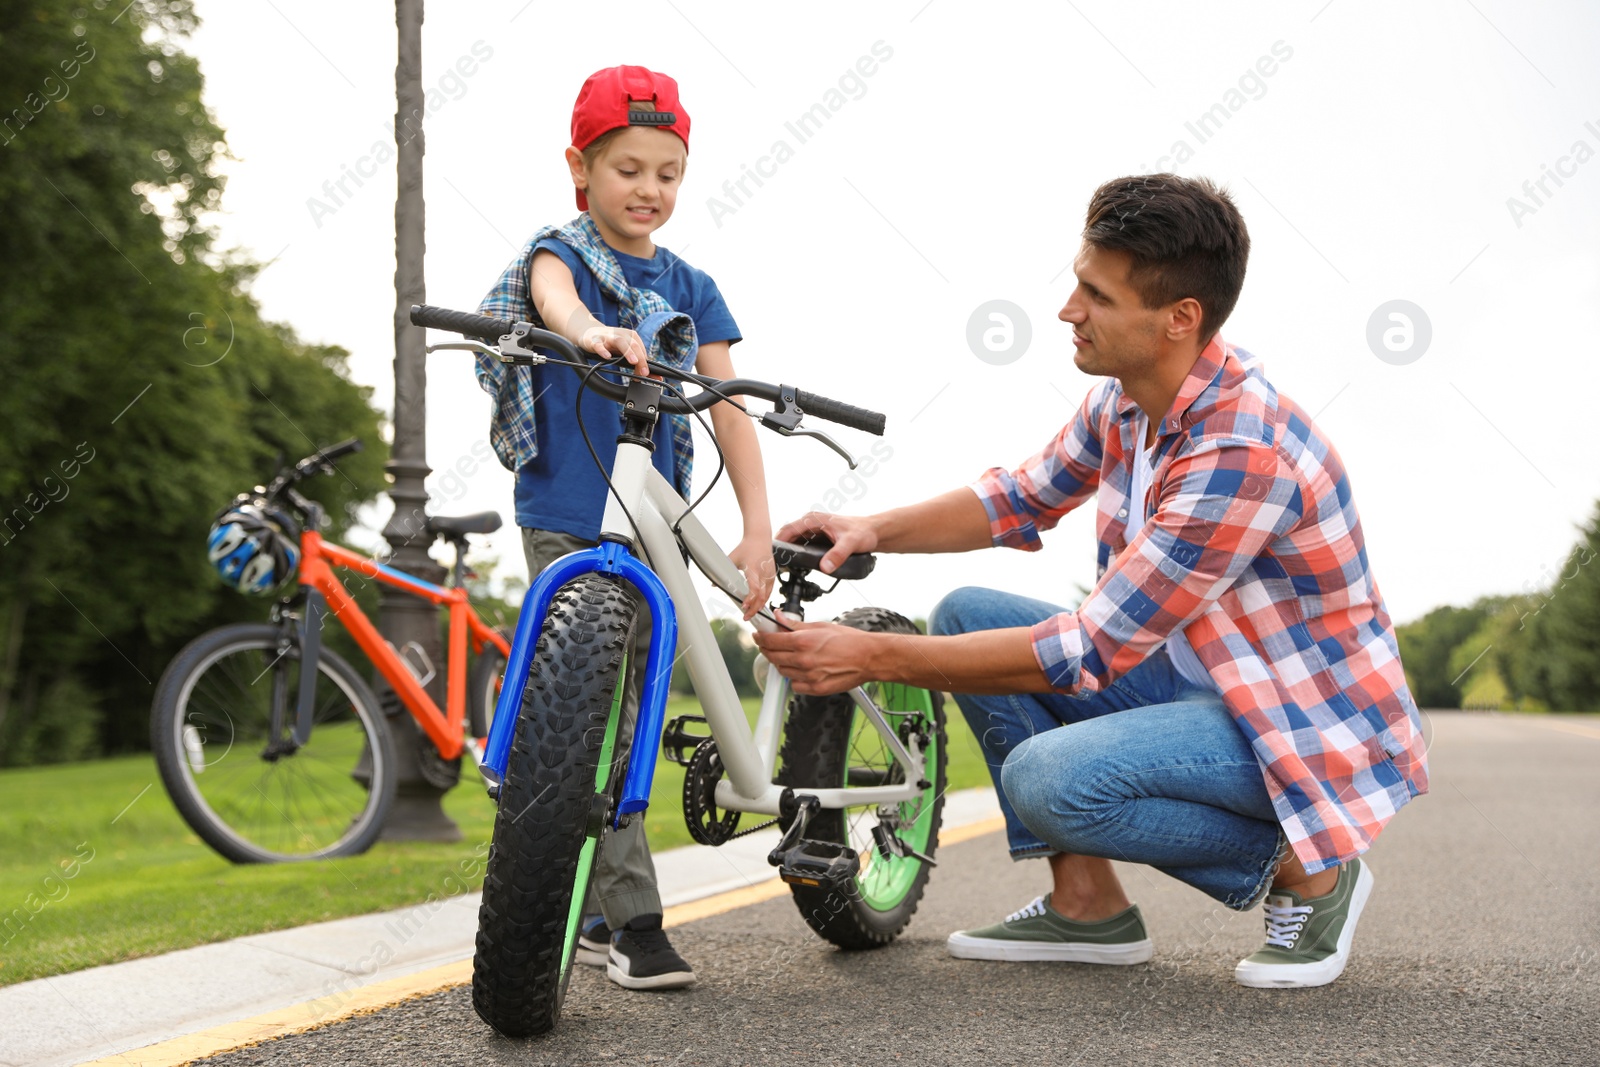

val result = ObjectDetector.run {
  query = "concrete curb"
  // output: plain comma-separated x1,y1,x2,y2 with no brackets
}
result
1,787,1001,1067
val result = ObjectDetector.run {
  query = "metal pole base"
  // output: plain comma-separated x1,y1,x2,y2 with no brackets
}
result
374,451,460,843
379,788,466,842
375,697,463,843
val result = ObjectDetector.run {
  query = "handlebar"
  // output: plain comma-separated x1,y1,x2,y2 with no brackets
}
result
789,390,885,436
409,303,886,437
262,438,365,505
301,437,363,471
410,304,511,342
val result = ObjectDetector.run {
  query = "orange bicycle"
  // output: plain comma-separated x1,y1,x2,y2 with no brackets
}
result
150,439,512,863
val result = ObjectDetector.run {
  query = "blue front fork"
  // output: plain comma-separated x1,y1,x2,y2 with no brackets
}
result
481,540,677,827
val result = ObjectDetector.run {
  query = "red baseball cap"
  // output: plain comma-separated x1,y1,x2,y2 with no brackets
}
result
570,65,690,210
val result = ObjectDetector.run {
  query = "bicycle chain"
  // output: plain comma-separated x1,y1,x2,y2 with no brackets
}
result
726,815,779,840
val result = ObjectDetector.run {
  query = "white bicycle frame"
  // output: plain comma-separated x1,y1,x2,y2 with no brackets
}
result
599,438,928,817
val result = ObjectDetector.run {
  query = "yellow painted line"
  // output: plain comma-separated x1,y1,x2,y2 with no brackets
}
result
1537,719,1600,741
662,876,792,926
941,814,1006,846
86,815,1006,1066
76,959,473,1067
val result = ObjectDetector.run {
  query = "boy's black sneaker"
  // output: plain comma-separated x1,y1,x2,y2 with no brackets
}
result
576,915,611,967
606,914,696,990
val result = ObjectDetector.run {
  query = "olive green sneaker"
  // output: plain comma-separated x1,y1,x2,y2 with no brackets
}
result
946,894,1154,964
1234,858,1374,988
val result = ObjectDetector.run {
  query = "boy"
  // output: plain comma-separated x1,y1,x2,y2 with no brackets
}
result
474,65,775,992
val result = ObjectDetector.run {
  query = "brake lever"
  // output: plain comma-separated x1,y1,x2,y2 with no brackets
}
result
424,339,518,360
770,424,858,469
496,326,551,365
759,384,859,469
423,325,544,365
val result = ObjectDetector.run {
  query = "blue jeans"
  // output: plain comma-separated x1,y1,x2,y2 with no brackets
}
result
931,587,1284,911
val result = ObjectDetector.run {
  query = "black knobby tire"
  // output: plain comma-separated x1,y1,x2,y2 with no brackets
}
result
467,627,512,740
776,608,948,949
150,623,397,864
472,575,636,1038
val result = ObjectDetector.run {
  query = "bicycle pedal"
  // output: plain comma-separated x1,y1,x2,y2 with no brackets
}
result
769,837,860,894
661,714,711,767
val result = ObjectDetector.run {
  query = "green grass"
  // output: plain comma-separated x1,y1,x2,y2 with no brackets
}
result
0,693,991,987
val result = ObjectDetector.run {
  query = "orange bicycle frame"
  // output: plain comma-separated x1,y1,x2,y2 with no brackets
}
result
296,529,510,760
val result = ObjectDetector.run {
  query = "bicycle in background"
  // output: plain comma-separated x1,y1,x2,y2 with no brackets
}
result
150,439,512,863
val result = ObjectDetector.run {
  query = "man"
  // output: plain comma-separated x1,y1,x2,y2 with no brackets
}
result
752,174,1427,989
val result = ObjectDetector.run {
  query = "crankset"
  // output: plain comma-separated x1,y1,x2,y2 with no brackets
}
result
682,738,778,846
682,738,743,845
379,689,461,790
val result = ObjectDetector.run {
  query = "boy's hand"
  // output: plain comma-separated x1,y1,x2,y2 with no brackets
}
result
728,534,777,621
579,325,649,371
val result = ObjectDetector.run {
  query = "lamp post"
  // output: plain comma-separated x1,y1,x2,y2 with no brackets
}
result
376,0,460,841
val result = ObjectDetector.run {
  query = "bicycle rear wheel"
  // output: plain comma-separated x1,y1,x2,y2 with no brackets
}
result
467,628,511,742
472,574,634,1038
777,607,947,949
150,623,397,864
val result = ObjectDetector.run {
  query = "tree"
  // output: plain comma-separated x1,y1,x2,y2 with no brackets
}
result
0,1,389,762
672,618,761,699
1395,501,1600,714
1395,602,1494,708
1520,503,1600,712
1445,599,1536,712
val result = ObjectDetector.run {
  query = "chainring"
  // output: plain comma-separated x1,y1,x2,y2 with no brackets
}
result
380,689,462,791
682,737,741,846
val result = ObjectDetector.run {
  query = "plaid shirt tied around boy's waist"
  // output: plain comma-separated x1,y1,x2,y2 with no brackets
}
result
474,213,698,498
971,336,1429,875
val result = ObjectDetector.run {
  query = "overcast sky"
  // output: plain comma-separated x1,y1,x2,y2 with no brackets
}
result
183,0,1600,628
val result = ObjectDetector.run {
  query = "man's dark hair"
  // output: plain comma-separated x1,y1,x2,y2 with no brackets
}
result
1083,174,1250,341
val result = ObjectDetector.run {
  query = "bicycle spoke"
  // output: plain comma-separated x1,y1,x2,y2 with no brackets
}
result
163,634,385,860
293,749,363,839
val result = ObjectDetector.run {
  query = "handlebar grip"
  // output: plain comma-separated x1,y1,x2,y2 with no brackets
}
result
318,438,363,463
795,389,887,436
410,304,513,340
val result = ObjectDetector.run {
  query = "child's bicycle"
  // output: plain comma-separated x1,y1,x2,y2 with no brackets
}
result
411,304,947,1038
149,438,513,863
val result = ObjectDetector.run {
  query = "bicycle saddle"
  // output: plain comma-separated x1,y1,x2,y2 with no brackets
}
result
429,511,503,538
772,538,876,581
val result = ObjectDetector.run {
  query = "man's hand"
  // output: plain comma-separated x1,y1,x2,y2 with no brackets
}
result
752,616,882,695
758,617,1050,696
775,490,993,566
775,511,879,575
578,324,649,371
728,533,776,621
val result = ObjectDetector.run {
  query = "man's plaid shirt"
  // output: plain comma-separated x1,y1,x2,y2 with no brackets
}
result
971,336,1428,873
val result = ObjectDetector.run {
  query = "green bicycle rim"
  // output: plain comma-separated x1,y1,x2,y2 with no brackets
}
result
852,682,938,911
557,650,626,982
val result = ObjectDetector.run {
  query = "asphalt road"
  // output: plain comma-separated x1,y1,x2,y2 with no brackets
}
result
202,713,1600,1067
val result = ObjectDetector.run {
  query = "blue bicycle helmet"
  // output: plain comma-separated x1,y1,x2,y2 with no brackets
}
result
207,497,301,595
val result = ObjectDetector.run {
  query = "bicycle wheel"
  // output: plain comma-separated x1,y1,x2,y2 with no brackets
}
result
777,607,947,949
472,574,634,1038
150,623,397,864
467,628,511,741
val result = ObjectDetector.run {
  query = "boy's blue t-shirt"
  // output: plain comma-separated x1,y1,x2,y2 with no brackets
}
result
514,239,741,541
